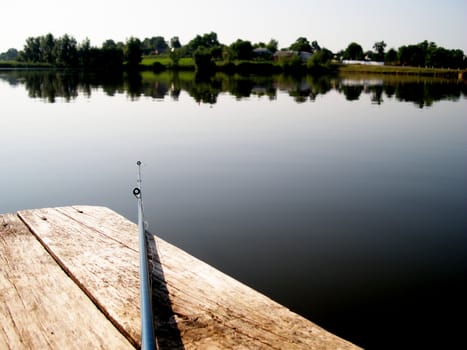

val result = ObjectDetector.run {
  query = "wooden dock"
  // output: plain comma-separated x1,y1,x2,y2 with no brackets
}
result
1,206,361,349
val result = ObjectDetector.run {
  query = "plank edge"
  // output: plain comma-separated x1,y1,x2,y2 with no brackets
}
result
16,209,140,349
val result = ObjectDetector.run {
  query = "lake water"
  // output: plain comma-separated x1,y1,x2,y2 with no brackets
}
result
1,70,466,349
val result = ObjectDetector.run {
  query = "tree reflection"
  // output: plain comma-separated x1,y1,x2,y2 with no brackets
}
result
275,75,334,103
371,86,384,105
23,71,79,103
392,81,464,108
341,85,364,101
336,77,466,108
126,72,144,100
0,70,465,108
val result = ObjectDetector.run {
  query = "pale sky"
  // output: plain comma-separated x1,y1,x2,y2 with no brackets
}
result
1,0,466,53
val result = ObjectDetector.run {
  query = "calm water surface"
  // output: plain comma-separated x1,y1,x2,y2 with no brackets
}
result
1,71,466,349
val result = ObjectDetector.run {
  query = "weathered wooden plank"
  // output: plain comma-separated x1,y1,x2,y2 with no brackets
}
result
147,226,359,350
18,206,360,350
17,207,142,348
0,213,134,350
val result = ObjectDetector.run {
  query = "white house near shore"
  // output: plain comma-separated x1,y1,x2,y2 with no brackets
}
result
342,60,384,65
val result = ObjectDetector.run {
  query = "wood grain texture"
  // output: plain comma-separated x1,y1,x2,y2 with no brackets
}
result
0,213,134,350
18,207,142,348
12,206,361,349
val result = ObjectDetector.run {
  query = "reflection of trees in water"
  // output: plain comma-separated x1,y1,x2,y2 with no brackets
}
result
24,71,80,103
0,71,465,107
276,75,334,103
126,72,143,100
392,81,464,108
384,85,396,98
336,78,467,108
371,86,384,105
0,71,124,102
341,85,364,101
223,75,276,100
185,74,222,104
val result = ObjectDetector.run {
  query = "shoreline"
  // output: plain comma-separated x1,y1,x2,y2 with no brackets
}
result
1,60,466,80
339,64,466,80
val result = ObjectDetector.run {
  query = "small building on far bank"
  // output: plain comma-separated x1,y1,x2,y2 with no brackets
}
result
252,48,273,59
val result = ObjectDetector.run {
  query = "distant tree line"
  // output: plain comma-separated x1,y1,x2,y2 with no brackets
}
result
12,33,144,70
0,48,19,60
340,40,465,68
1,32,465,71
397,41,465,68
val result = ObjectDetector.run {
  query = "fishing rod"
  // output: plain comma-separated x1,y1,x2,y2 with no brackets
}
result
133,161,156,350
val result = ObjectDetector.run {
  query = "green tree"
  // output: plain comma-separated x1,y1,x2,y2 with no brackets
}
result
199,32,219,47
142,36,168,55
266,39,278,53
426,44,445,67
169,48,182,67
54,34,78,66
290,37,311,52
311,40,321,52
405,41,466,68
186,32,220,55
78,38,92,66
101,39,124,69
448,49,465,68
384,48,398,63
230,39,253,60
20,37,41,62
0,48,19,61
124,37,142,69
307,48,333,69
399,44,425,66
278,54,304,74
373,41,387,61
193,47,215,72
343,42,364,60
102,39,117,50
170,36,181,49
40,33,56,63
210,46,224,59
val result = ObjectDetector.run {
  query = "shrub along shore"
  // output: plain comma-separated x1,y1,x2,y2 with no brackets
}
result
1,57,466,80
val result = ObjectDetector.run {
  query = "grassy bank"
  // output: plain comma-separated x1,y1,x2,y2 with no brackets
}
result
339,64,466,79
4,57,465,80
0,61,53,69
140,56,337,75
141,56,466,79
141,56,195,70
